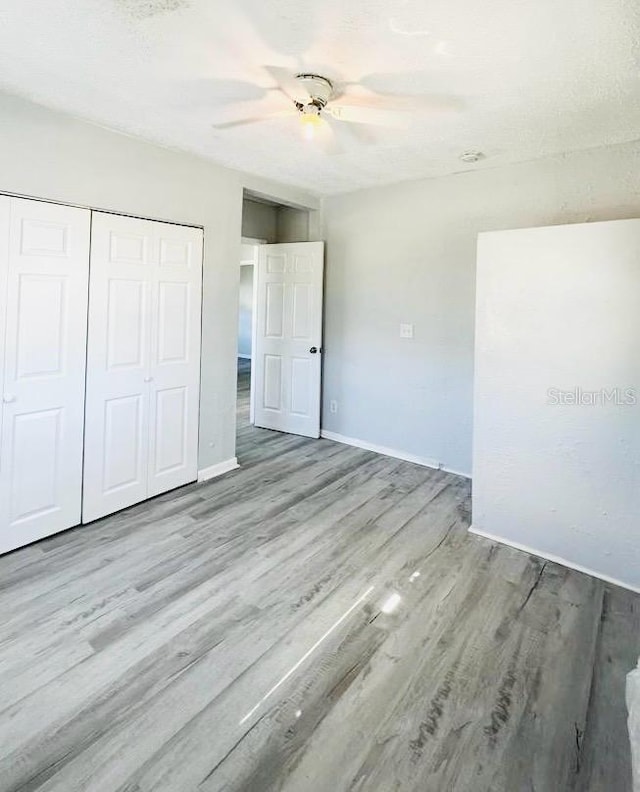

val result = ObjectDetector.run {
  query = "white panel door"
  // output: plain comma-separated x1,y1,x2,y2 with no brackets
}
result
253,242,324,438
147,223,203,496
83,213,203,522
83,213,154,522
0,197,90,553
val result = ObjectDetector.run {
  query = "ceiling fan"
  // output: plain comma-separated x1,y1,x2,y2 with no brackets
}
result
211,67,416,151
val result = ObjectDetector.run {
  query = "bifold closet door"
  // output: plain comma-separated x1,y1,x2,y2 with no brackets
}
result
82,212,203,523
0,197,90,553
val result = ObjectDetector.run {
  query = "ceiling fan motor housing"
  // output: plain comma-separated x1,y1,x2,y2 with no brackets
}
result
295,74,333,114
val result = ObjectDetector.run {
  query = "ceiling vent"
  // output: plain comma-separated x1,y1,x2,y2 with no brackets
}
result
459,150,485,163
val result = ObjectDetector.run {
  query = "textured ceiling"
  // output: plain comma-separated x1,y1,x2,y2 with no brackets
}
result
0,0,639,195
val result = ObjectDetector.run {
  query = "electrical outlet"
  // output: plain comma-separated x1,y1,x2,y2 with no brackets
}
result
399,323,414,339
330,400,338,414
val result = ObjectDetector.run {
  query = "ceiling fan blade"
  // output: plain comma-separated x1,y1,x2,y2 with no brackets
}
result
178,78,272,107
212,110,294,130
354,92,462,114
346,72,464,113
325,105,410,129
313,118,343,155
263,65,306,103
396,94,462,113
328,117,377,147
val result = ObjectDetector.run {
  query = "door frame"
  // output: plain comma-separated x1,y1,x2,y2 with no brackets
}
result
0,190,204,232
240,236,265,426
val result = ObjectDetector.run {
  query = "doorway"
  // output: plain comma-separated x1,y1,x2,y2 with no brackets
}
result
236,195,321,465
236,238,260,443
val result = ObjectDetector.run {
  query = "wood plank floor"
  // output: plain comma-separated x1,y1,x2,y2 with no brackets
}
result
0,358,638,791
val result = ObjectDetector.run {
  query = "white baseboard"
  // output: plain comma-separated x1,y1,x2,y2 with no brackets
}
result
469,525,640,594
237,354,252,360
320,429,471,479
197,457,239,483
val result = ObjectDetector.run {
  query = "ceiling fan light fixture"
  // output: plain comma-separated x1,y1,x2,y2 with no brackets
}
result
299,103,322,140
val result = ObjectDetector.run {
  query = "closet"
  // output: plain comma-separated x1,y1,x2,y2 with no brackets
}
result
0,196,203,553
82,212,203,522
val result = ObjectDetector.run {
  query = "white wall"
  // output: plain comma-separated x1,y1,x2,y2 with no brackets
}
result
237,265,254,358
473,219,640,591
242,199,277,242
321,141,640,476
0,91,318,471
241,200,310,244
277,206,310,242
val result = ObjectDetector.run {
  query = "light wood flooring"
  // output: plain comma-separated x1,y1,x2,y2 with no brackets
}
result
0,358,638,791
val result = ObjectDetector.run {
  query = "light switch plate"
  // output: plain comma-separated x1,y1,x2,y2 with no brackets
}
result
399,323,414,339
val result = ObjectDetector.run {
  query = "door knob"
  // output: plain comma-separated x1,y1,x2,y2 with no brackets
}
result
309,347,320,354
2,394,16,403
144,376,153,383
